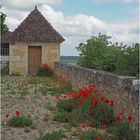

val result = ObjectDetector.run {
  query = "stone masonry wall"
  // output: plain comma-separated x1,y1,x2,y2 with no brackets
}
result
54,62,139,113
9,42,60,75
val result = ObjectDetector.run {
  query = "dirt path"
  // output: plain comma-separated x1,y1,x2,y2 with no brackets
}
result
1,76,78,140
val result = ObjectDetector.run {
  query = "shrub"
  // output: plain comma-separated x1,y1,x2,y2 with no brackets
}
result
56,99,74,113
53,112,69,122
8,116,33,127
108,121,139,140
36,130,65,140
37,63,53,76
79,130,111,140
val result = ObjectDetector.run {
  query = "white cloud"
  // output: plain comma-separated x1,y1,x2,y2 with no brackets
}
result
2,0,62,9
2,4,139,56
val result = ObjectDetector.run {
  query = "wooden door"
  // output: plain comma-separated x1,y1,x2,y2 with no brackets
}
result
28,46,42,75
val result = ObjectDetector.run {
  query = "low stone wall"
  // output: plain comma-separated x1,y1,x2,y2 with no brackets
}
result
54,62,139,113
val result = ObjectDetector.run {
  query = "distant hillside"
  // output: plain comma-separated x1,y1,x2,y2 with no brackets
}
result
60,56,79,64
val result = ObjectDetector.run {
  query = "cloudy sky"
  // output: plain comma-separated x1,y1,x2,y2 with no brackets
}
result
1,0,139,56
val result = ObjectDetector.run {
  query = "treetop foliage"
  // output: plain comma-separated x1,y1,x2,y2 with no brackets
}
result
77,33,139,77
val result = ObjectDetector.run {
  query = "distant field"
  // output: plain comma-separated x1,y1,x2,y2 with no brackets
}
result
60,56,79,64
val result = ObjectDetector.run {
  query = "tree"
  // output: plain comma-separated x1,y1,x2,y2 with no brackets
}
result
77,33,139,77
0,12,9,35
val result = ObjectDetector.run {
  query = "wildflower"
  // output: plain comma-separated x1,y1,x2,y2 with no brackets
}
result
104,99,109,103
115,115,121,122
101,124,107,129
119,112,124,116
93,99,98,106
89,110,95,114
127,115,132,122
89,121,94,128
110,100,114,106
64,95,67,99
69,102,73,105
99,108,103,111
16,111,20,117
96,136,102,140
82,124,86,128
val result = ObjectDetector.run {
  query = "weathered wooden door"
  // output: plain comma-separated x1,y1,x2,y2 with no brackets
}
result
28,46,42,75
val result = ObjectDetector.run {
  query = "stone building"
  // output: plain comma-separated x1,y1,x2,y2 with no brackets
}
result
1,6,65,75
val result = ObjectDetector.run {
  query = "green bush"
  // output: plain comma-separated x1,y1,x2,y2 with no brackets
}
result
108,121,139,140
79,130,111,140
56,99,74,113
53,112,69,122
37,63,53,76
8,116,33,127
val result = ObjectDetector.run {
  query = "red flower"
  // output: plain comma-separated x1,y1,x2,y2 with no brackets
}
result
78,100,86,105
5,114,9,118
92,96,96,101
16,111,20,117
119,112,124,116
110,100,114,106
127,115,132,121
96,136,102,140
89,110,95,114
104,99,109,103
69,102,73,105
89,121,94,128
99,108,103,111
64,95,67,99
93,99,98,106
115,115,121,122
101,97,105,101
101,124,107,129
82,124,86,128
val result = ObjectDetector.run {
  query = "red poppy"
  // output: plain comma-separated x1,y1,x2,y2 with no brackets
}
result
110,100,114,106
93,99,98,106
89,110,95,114
127,115,132,121
101,124,107,129
115,115,121,122
82,124,86,128
69,102,73,105
104,99,109,103
16,111,20,117
64,95,67,99
78,100,86,105
96,136,102,140
119,112,124,116
101,97,105,101
99,108,103,111
89,121,94,128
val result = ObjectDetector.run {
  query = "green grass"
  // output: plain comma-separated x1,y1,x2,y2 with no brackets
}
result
8,116,33,127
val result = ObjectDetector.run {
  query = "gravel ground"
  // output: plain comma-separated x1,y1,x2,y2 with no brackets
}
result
1,75,82,140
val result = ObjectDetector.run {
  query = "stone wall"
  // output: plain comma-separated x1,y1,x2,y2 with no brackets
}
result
54,62,139,113
9,42,60,75
10,43,28,75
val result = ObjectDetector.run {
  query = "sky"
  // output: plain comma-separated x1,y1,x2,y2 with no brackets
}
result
1,0,139,56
